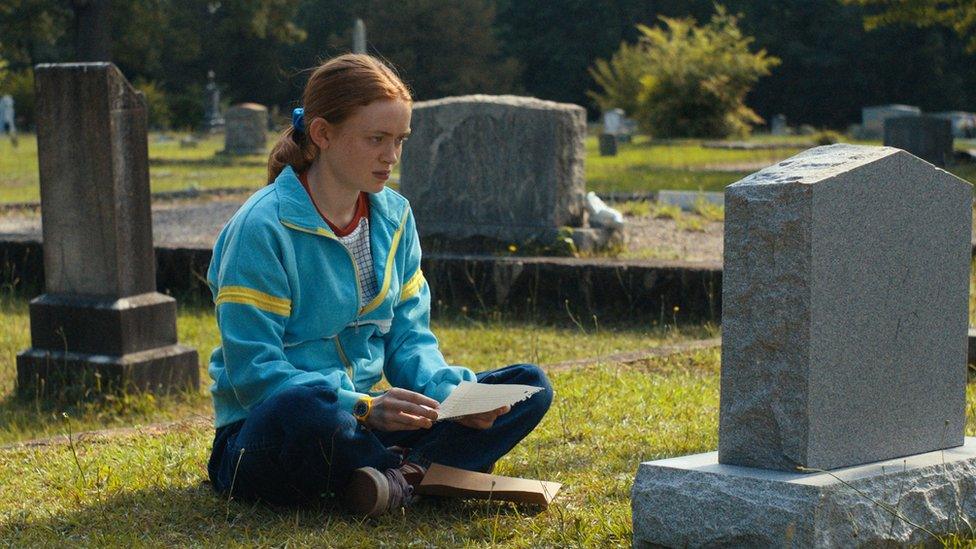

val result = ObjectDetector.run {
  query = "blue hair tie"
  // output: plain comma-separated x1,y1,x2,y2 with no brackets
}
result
292,107,305,133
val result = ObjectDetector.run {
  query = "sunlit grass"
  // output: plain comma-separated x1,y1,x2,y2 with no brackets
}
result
0,291,714,445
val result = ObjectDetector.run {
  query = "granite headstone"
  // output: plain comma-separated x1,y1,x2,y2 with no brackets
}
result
861,104,920,138
223,103,267,155
633,144,974,546
399,95,586,247
17,63,199,397
884,115,954,167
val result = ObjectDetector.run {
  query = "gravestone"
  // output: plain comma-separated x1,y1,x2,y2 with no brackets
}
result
633,144,974,547
0,94,14,136
399,95,589,249
17,63,198,397
223,103,267,155
932,111,976,138
861,104,920,138
353,18,366,54
598,133,617,156
884,115,954,167
602,108,624,135
770,113,787,135
203,70,224,133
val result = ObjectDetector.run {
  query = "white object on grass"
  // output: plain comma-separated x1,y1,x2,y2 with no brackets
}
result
585,191,625,229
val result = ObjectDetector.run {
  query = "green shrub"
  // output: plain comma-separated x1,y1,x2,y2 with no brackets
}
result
812,130,844,145
134,79,171,130
588,6,780,139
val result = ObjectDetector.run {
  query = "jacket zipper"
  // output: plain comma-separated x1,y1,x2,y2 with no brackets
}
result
281,221,362,385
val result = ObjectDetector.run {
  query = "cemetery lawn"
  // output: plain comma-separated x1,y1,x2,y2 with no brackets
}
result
0,293,716,444
0,347,720,546
10,132,974,204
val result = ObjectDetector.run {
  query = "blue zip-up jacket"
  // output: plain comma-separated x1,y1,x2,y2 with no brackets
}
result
207,165,476,428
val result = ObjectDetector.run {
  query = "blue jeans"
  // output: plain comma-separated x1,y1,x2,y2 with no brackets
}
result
208,363,553,506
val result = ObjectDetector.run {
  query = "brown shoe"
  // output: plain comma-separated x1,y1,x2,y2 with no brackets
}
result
344,463,427,517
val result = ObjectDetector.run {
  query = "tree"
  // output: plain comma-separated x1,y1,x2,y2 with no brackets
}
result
589,6,780,138
842,0,976,52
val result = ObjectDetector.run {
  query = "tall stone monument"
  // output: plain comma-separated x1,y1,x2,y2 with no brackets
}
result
632,144,975,546
353,18,367,54
17,63,198,398
400,95,598,251
203,70,225,133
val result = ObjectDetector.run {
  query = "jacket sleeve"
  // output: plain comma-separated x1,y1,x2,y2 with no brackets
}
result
210,210,368,413
382,207,476,402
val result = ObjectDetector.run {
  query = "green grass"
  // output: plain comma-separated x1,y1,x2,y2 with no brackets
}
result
0,349,719,546
3,133,975,203
0,293,715,445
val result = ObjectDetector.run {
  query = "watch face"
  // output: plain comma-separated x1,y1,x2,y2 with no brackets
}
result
354,399,369,417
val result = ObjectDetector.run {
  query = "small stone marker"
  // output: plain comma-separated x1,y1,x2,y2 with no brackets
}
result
598,133,617,156
770,113,787,135
932,110,976,138
400,95,587,248
884,115,954,167
17,63,198,398
0,94,15,136
861,104,920,138
222,103,267,155
632,144,974,546
602,108,624,135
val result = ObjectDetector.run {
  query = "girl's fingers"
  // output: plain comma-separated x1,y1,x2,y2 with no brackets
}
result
389,388,440,410
392,399,439,421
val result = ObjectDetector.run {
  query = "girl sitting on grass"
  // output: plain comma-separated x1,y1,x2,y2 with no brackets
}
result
205,53,553,517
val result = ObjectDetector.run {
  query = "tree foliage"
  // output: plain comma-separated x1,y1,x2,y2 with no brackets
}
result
589,7,780,138
842,0,976,52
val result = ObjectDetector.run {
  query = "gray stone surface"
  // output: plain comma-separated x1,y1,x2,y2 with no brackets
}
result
399,95,586,244
884,115,954,167
598,133,617,156
20,63,198,397
223,103,267,155
657,190,724,211
861,104,921,138
720,144,971,472
34,63,156,297
633,439,976,548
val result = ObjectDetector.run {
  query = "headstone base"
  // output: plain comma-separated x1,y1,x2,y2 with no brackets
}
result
28,292,179,355
633,439,976,548
16,344,199,399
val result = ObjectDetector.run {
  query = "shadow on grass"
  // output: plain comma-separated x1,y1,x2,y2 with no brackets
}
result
0,481,544,545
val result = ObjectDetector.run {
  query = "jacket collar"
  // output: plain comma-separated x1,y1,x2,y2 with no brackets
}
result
275,165,401,232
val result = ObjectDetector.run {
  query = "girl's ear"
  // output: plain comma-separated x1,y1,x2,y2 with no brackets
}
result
307,117,333,151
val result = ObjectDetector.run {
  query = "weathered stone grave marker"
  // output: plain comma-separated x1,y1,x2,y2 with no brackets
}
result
632,144,974,547
884,115,954,167
17,63,198,397
861,104,920,138
400,95,612,252
222,103,267,155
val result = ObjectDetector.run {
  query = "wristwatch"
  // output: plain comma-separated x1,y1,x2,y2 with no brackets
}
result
353,395,373,423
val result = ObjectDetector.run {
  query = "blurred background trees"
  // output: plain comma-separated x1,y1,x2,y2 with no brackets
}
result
0,0,973,134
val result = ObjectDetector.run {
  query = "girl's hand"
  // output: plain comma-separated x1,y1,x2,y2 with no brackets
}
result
453,405,511,430
365,388,440,432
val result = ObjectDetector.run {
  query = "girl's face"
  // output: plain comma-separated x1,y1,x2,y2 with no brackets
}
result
314,98,412,195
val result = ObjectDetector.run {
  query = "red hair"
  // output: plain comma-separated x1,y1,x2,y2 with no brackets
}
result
267,54,412,182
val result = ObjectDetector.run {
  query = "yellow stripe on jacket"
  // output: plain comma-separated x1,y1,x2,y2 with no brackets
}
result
216,286,292,317
399,269,426,303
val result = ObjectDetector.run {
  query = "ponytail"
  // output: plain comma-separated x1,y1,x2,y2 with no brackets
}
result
267,54,412,182
267,126,317,183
